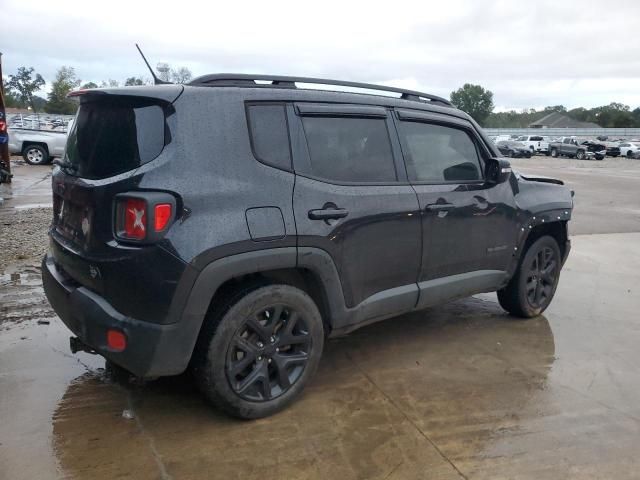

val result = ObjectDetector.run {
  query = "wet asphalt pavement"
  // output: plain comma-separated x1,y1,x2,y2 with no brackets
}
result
1,157,640,479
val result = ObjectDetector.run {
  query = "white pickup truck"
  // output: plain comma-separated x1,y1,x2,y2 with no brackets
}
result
8,126,70,165
516,135,550,154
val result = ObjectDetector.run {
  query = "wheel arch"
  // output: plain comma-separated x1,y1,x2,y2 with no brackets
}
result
177,247,348,372
522,221,569,261
22,141,50,155
504,211,571,285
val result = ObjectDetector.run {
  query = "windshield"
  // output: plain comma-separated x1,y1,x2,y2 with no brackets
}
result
64,98,168,179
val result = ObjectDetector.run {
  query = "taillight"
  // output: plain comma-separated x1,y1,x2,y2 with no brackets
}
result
0,119,6,133
115,193,176,243
123,198,147,240
154,204,172,232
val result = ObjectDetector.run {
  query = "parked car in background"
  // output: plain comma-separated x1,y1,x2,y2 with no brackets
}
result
618,142,640,157
493,135,513,143
496,140,532,158
604,142,621,157
8,127,70,165
0,110,11,183
516,135,550,154
548,137,595,160
575,138,608,160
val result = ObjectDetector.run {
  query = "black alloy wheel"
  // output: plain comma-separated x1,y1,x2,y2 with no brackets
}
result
497,235,562,318
193,284,324,419
524,245,558,311
226,304,311,401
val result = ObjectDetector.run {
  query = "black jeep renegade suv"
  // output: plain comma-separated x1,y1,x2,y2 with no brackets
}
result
42,75,572,418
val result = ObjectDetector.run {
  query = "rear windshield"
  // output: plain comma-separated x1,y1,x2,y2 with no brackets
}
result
64,97,168,179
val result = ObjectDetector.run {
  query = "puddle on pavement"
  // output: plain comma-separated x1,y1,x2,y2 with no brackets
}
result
13,203,54,210
0,162,54,210
0,263,53,330
47,297,561,480
0,260,563,479
3,236,640,479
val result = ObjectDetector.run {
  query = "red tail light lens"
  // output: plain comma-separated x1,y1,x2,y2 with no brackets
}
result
154,203,172,232
0,120,6,133
115,193,176,243
123,198,147,240
107,329,127,352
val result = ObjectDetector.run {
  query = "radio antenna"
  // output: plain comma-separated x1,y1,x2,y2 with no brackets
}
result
135,44,170,85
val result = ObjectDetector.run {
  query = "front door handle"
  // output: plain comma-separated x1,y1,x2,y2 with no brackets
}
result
308,207,349,221
426,203,454,211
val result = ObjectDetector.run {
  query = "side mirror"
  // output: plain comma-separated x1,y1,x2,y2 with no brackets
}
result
486,158,512,184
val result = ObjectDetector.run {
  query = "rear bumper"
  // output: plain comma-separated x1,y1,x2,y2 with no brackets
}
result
42,254,198,377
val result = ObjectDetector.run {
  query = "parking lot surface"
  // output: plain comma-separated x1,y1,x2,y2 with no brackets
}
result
1,157,640,479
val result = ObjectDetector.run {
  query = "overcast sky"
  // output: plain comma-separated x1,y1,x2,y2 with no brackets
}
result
2,0,639,111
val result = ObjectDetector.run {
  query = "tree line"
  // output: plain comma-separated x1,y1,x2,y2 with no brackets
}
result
3,64,193,115
4,69,640,127
449,84,640,128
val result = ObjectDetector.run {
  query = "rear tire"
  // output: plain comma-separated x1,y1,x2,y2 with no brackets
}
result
192,284,324,419
550,148,558,158
23,145,49,165
498,236,562,318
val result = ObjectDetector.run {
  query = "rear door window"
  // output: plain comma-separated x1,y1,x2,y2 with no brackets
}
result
300,116,397,183
397,121,483,183
64,98,168,180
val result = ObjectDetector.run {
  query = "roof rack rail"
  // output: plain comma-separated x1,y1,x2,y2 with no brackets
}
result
187,74,453,107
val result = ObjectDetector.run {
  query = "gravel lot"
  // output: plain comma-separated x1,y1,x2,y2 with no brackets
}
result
0,207,51,265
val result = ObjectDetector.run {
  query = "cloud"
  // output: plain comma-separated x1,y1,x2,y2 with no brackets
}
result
1,0,639,109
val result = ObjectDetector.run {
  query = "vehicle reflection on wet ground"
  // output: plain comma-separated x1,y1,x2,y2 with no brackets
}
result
1,158,640,479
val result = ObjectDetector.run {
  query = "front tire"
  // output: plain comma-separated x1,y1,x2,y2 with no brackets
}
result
550,148,558,158
576,150,586,160
193,284,324,419
498,236,562,318
23,145,49,165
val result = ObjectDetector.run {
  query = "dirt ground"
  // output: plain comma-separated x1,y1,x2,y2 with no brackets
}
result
1,156,640,480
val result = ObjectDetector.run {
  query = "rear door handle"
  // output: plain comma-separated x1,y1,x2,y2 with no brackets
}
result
426,203,454,211
308,207,349,220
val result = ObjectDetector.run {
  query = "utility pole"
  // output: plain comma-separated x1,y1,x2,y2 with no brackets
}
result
0,51,12,183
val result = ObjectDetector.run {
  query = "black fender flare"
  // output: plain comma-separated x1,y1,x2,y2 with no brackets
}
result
173,247,349,372
505,210,572,282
